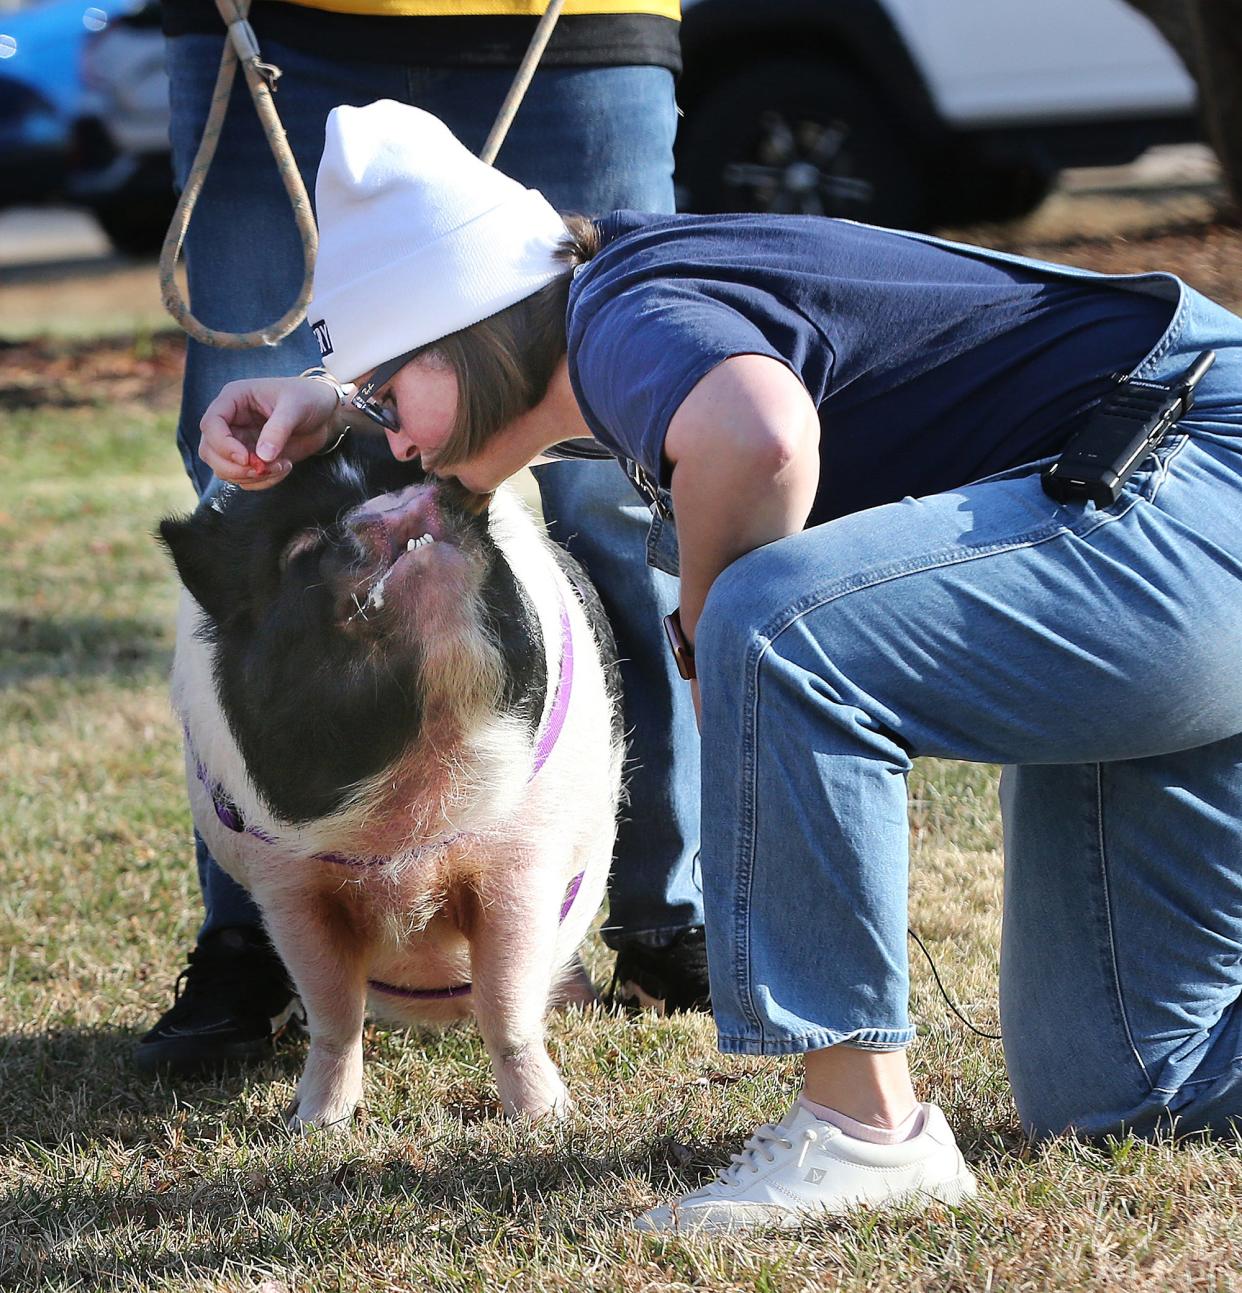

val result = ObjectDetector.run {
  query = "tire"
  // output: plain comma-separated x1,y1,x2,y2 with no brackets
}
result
92,193,177,259
931,153,1056,226
677,57,928,230
90,161,177,259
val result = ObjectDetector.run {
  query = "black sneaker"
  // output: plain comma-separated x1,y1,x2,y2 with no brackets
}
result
134,927,303,1076
609,927,712,1015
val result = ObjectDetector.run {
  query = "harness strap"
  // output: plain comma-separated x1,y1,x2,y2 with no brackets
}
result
531,592,574,775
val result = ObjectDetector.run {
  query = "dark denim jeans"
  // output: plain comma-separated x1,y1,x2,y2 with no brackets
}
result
165,35,702,946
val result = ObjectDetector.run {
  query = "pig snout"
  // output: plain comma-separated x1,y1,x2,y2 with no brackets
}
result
338,481,488,634
346,484,446,564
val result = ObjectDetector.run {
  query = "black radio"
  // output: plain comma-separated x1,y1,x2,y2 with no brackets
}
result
1041,350,1215,508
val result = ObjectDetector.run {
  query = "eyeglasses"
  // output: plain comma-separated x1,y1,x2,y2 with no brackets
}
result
347,353,620,476
348,346,421,433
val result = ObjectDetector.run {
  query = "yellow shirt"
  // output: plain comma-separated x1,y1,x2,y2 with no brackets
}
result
164,0,680,69
284,0,679,17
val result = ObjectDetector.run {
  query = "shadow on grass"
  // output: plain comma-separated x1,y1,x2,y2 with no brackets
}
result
0,1027,1030,1287
0,1120,1023,1289
0,1040,1032,1291
0,1024,306,1150
0,611,172,690
0,1117,727,1288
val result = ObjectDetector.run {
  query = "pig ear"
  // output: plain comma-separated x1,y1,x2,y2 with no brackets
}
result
157,509,237,625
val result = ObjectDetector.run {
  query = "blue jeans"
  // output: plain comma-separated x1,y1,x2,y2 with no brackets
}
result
165,36,701,943
695,252,1242,1139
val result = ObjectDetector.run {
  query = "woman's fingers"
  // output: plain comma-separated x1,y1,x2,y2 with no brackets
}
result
197,424,249,481
254,407,298,464
236,460,293,490
199,409,292,489
199,407,252,469
200,381,275,464
198,436,289,489
198,377,337,488
257,382,339,463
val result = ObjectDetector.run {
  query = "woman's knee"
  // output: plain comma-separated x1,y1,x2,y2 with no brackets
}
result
696,554,771,674
1010,1071,1143,1143
1008,1023,1242,1143
698,542,851,673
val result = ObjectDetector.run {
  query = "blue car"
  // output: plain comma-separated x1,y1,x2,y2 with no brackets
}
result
0,0,140,207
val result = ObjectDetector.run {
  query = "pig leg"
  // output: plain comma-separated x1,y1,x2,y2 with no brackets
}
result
469,870,572,1119
260,890,368,1132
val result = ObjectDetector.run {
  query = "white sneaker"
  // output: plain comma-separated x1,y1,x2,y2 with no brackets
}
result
634,1101,977,1234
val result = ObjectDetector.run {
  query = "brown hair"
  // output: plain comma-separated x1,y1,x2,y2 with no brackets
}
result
426,213,602,469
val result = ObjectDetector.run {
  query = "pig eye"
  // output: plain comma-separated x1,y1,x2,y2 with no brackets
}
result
279,529,324,570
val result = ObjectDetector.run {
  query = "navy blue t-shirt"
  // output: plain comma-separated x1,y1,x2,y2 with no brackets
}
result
566,212,1173,524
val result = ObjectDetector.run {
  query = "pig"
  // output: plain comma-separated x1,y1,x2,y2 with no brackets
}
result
159,435,623,1127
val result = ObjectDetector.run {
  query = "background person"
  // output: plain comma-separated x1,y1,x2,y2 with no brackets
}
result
203,102,1242,1230
137,0,708,1078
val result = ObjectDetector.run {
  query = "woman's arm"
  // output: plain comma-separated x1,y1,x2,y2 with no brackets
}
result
665,353,822,652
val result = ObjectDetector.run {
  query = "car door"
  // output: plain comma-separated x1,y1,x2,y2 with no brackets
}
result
883,0,1196,125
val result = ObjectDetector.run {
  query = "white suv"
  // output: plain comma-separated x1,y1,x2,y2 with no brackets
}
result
677,0,1198,226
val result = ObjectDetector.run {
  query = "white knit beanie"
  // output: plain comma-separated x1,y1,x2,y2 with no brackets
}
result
307,100,570,383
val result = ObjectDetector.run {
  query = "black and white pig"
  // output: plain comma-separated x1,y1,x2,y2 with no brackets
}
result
159,435,623,1127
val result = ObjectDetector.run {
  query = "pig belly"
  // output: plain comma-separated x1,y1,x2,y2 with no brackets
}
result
189,775,482,1030
364,913,475,1026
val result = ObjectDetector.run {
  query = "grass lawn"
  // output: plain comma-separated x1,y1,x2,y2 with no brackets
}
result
0,338,1238,1292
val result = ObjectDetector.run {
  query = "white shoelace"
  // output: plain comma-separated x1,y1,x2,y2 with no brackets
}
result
706,1122,822,1192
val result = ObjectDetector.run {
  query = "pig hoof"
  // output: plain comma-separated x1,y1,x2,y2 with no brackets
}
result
503,1084,572,1121
285,1101,359,1133
495,1044,570,1120
291,1042,364,1132
508,1097,572,1122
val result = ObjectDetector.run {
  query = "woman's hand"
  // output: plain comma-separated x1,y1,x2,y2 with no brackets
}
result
199,377,341,490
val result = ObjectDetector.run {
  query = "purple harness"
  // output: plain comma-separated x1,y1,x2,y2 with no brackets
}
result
188,578,584,1001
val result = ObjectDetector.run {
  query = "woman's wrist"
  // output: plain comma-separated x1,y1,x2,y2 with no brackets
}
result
299,368,357,454
299,366,353,407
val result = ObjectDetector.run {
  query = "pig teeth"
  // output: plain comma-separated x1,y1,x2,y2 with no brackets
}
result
405,533,435,552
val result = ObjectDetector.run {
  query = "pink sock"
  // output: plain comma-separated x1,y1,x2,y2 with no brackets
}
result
798,1094,925,1144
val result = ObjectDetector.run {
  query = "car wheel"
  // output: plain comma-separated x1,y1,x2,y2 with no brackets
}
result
92,190,176,259
677,57,928,229
932,153,1056,226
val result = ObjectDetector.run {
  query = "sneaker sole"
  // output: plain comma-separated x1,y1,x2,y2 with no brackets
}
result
636,1169,980,1235
132,1035,278,1077
929,1169,979,1205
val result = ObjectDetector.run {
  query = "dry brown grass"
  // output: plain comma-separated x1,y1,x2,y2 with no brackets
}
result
1,353,1239,1293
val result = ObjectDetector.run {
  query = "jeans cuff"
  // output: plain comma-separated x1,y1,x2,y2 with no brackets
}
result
715,1025,916,1056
